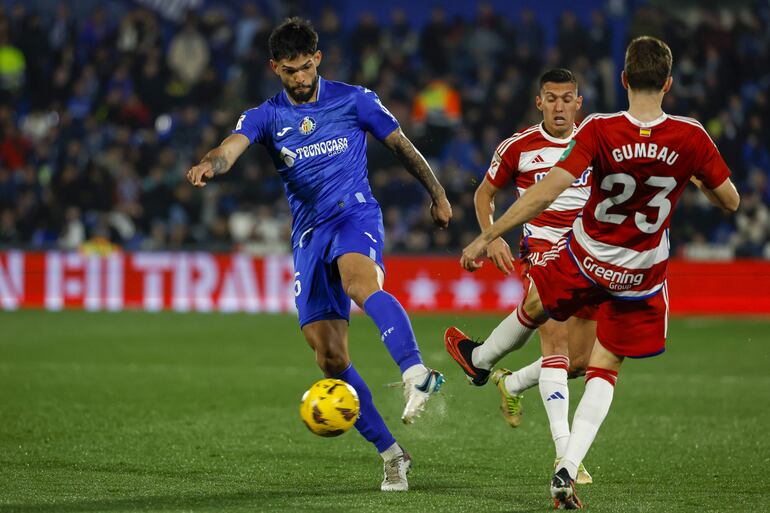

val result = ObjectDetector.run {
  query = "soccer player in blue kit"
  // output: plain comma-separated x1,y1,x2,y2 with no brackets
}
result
186,18,453,491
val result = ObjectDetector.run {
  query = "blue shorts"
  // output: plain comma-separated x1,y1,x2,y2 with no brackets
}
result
293,203,385,328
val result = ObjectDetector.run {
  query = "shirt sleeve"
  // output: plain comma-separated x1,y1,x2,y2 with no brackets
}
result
355,87,400,141
231,106,270,145
484,144,518,188
693,128,731,189
558,117,598,178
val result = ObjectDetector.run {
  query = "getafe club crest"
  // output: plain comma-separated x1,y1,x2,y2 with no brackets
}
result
299,116,316,135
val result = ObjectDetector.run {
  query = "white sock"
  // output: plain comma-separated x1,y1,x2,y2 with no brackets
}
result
539,357,570,458
504,357,542,395
558,368,617,479
380,442,403,461
473,305,538,370
402,363,428,383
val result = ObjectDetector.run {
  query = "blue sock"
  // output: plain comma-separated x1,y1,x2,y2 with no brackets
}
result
363,290,423,374
334,363,396,453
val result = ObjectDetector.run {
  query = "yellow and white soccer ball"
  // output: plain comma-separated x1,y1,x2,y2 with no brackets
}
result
300,378,360,437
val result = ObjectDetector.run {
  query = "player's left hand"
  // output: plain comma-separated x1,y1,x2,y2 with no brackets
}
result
461,235,488,272
186,162,214,188
430,196,452,229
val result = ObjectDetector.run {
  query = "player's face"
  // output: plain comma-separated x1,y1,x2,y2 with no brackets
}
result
536,82,583,136
271,51,322,103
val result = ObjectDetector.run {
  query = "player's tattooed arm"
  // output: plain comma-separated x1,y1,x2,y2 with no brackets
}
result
383,128,442,197
383,128,452,228
187,134,250,187
202,154,229,175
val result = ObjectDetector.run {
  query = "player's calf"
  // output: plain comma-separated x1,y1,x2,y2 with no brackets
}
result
302,321,351,376
558,366,618,487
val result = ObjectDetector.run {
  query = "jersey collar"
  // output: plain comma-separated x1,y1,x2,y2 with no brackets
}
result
622,110,668,127
538,122,577,143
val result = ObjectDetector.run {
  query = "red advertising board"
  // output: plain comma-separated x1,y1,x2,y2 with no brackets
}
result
0,251,768,315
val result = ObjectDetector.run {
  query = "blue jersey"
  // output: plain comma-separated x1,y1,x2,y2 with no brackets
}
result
232,77,400,247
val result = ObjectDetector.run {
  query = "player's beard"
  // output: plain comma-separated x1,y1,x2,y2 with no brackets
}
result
286,75,319,103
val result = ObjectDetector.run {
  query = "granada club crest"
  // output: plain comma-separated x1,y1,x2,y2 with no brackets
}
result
299,116,316,135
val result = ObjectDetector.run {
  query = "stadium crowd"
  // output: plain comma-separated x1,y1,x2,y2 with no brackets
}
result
0,1,768,258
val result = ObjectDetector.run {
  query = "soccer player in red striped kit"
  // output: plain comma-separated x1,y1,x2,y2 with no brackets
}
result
446,36,739,509
446,68,596,484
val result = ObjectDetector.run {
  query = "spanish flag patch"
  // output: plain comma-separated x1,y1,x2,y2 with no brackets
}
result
639,128,652,137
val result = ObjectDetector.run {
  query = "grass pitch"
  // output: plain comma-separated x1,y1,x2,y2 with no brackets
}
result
1,311,769,512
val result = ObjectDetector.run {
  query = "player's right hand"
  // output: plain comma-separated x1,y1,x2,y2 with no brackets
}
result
186,162,214,187
430,195,452,229
486,237,514,275
461,235,488,272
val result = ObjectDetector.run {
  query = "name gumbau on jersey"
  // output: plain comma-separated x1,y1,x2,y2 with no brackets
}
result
279,137,349,167
611,143,679,165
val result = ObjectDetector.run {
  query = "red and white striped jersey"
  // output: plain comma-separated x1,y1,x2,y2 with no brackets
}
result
558,111,731,298
485,122,592,248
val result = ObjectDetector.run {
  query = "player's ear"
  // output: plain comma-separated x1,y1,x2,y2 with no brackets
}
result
270,59,279,76
576,95,583,110
662,76,673,93
535,95,543,112
620,71,629,90
313,50,322,67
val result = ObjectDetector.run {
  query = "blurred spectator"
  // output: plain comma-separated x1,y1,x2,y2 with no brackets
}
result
234,3,264,60
350,12,381,65
420,7,450,74
167,13,210,88
0,30,25,104
60,206,85,250
731,192,770,257
557,11,587,67
49,5,76,53
383,9,417,59
411,78,462,157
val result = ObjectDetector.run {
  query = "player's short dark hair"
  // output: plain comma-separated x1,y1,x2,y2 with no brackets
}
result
269,17,318,61
624,36,672,92
539,68,578,90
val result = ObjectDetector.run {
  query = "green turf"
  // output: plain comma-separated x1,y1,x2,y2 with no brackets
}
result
1,311,769,512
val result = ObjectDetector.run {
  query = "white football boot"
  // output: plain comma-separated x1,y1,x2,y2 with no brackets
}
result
401,369,445,424
381,448,412,491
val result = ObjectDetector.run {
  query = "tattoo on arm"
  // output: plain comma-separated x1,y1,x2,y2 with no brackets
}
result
202,154,229,176
385,130,444,199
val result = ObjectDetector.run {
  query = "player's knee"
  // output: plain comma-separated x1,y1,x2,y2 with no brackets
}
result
539,325,568,355
568,362,587,379
523,289,548,324
569,350,590,376
343,280,366,306
343,276,379,307
315,348,350,376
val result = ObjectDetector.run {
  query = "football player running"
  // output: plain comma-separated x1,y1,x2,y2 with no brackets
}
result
447,36,739,509
187,18,452,492
445,69,595,484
